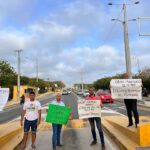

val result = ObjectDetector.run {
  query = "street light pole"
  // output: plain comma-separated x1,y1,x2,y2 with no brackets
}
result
109,1,139,79
36,57,39,82
15,50,23,101
123,3,132,79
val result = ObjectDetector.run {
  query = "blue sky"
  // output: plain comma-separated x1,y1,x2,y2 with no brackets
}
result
0,0,150,85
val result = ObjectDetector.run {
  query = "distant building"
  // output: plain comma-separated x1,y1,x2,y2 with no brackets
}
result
13,85,36,101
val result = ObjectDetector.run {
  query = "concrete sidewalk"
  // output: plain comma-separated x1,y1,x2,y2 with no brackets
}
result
25,128,119,150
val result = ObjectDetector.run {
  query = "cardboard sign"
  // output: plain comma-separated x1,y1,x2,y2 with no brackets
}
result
46,104,71,125
0,88,9,111
110,79,142,100
78,100,101,119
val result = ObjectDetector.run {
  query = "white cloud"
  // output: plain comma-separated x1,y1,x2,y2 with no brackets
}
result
0,0,150,85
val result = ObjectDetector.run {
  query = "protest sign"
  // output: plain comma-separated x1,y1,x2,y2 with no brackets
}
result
78,100,101,119
46,104,71,125
110,79,142,100
0,88,9,111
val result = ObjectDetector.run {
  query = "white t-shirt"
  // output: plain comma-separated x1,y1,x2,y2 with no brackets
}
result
23,100,41,121
51,100,65,106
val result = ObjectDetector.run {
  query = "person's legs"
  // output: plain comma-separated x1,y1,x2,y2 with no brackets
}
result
95,117,105,145
124,100,133,126
52,124,57,149
88,118,97,145
132,100,139,126
57,125,62,146
21,133,29,149
31,119,38,146
21,119,30,148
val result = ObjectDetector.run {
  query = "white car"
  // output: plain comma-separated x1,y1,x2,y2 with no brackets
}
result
83,90,89,97
62,90,68,95
68,90,71,94
77,90,83,95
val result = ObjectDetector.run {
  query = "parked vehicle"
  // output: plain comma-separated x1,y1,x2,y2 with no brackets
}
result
62,89,68,95
77,90,83,95
96,90,113,103
83,90,89,97
68,90,72,94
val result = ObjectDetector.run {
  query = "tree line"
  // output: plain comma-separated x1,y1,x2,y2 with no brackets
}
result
0,60,65,99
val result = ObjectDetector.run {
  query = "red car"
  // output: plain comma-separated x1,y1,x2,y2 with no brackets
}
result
96,90,114,103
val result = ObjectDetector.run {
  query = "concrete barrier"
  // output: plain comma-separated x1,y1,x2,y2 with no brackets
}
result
0,121,23,150
102,116,150,150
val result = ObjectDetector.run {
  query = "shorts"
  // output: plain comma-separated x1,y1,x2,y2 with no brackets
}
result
24,118,38,133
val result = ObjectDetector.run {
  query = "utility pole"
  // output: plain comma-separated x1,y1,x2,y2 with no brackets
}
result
36,57,39,82
108,1,139,79
79,71,84,93
36,56,39,96
15,50,23,101
123,3,132,79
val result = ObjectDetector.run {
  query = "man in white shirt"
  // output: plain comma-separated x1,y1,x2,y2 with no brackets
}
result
20,91,41,150
51,93,65,150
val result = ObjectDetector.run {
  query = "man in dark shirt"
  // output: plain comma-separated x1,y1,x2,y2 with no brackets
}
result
123,74,139,128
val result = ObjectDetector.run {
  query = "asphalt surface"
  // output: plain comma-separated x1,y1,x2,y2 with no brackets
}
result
0,94,55,124
104,100,150,117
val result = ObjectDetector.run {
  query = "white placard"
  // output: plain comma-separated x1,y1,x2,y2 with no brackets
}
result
110,79,142,100
78,100,101,119
0,88,9,111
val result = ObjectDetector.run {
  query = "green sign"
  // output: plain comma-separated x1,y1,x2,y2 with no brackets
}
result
46,104,72,125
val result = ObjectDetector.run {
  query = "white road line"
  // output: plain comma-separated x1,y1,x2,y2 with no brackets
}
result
103,107,126,117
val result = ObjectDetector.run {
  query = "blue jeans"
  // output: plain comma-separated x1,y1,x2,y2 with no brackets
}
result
52,124,62,148
88,117,105,144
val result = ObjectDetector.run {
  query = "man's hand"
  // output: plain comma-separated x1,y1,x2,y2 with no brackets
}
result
20,120,23,126
37,121,40,126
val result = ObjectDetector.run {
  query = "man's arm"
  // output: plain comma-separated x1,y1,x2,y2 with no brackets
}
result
37,110,41,126
20,109,26,126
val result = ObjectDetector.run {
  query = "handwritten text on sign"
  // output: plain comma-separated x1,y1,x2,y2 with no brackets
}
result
78,100,101,119
110,79,142,100
0,88,9,111
46,104,71,125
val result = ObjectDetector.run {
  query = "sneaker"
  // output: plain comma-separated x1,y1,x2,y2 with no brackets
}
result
127,123,133,127
101,144,105,150
31,144,37,150
57,144,63,146
90,140,97,146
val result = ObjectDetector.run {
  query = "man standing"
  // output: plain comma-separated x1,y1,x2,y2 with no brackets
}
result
51,93,65,150
123,74,139,128
86,88,105,149
20,91,41,150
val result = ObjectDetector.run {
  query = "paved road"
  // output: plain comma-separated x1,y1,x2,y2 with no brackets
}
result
0,94,55,124
104,101,150,116
26,129,119,150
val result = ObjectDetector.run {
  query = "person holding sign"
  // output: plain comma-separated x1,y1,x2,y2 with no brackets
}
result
86,88,105,149
49,93,65,150
110,74,140,128
123,74,139,128
20,91,41,150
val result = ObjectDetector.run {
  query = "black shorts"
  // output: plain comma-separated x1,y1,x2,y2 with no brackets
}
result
24,118,38,133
